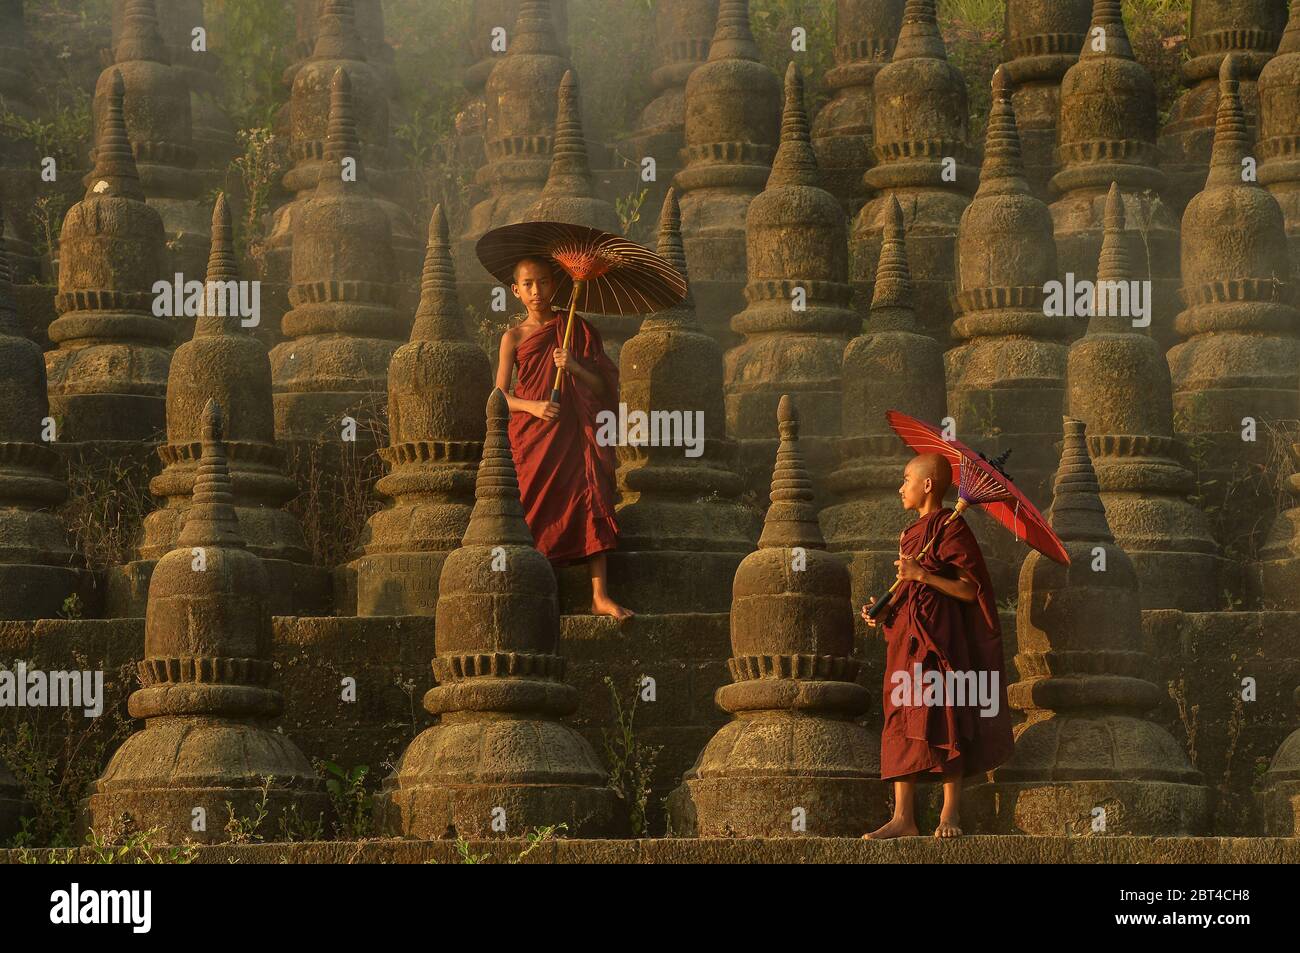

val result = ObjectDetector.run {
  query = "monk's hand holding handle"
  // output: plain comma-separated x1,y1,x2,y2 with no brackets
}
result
533,399,560,422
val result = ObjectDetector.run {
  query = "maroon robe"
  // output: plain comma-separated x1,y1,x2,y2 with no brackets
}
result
508,308,620,566
878,507,1014,781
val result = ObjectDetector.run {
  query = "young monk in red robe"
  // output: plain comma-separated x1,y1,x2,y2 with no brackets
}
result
495,256,634,620
860,452,1013,839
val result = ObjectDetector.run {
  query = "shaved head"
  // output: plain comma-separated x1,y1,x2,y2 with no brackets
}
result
907,452,952,498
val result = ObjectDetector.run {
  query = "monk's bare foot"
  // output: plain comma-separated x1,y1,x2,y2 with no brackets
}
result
861,817,919,840
934,816,963,839
592,595,635,621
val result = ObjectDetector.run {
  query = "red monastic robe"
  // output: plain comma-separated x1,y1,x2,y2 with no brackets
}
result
878,507,1014,781
508,308,620,566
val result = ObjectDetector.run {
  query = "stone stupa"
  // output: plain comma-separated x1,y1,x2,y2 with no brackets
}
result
670,395,884,837
45,68,172,448
725,62,858,496
968,417,1209,835
1066,183,1220,610
377,389,619,838
0,209,92,620
850,0,976,343
810,0,906,217
86,400,329,844
348,205,493,617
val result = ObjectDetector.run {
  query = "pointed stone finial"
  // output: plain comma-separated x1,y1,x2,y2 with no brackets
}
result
511,0,562,56
894,0,946,61
1087,182,1136,334
708,0,760,62
758,395,826,550
461,388,537,547
322,66,364,183
1048,417,1115,543
655,187,697,316
115,0,168,64
87,69,144,200
976,67,1028,196
196,192,238,335
176,399,245,550
1081,0,1134,60
410,204,468,342
541,69,595,198
313,0,366,61
767,63,819,188
868,197,918,328
1206,54,1250,188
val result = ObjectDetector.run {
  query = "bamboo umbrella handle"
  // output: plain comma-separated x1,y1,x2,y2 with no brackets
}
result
550,279,585,404
866,499,968,621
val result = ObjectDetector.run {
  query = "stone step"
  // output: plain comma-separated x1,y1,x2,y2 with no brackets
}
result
7,835,1295,864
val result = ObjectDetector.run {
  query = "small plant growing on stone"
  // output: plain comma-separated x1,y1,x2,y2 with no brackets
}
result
58,593,83,620
602,674,661,837
509,823,568,863
320,760,373,839
223,775,274,844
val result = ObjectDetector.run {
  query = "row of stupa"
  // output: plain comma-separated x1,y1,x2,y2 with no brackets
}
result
2,0,1300,842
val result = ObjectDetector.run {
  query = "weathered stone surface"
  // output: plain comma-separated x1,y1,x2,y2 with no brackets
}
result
264,0,418,320
1261,687,1300,834
45,69,173,446
1258,0,1300,276
458,0,571,172
117,195,328,618
850,0,975,343
672,396,886,837
0,210,91,621
624,0,717,179
946,68,1066,591
269,67,404,445
1160,0,1286,216
823,195,947,627
457,0,570,270
94,0,206,298
1050,0,1181,352
119,0,238,170
1170,55,1299,563
613,188,759,614
377,390,618,838
725,63,857,498
1003,0,1092,200
1066,183,1220,610
674,0,781,349
969,418,1209,835
810,0,905,217
349,205,492,617
1252,436,1300,607
86,401,328,844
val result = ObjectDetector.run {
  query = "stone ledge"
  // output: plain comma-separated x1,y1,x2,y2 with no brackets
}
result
5,835,1296,865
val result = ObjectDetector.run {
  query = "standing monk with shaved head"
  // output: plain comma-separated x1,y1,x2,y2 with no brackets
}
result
861,452,1013,839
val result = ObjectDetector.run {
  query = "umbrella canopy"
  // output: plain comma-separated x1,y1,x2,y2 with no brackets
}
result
475,220,686,315
884,409,1070,566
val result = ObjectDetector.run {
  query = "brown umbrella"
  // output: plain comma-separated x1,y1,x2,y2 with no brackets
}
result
476,220,687,402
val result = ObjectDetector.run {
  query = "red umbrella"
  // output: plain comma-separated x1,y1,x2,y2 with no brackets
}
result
866,409,1069,620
